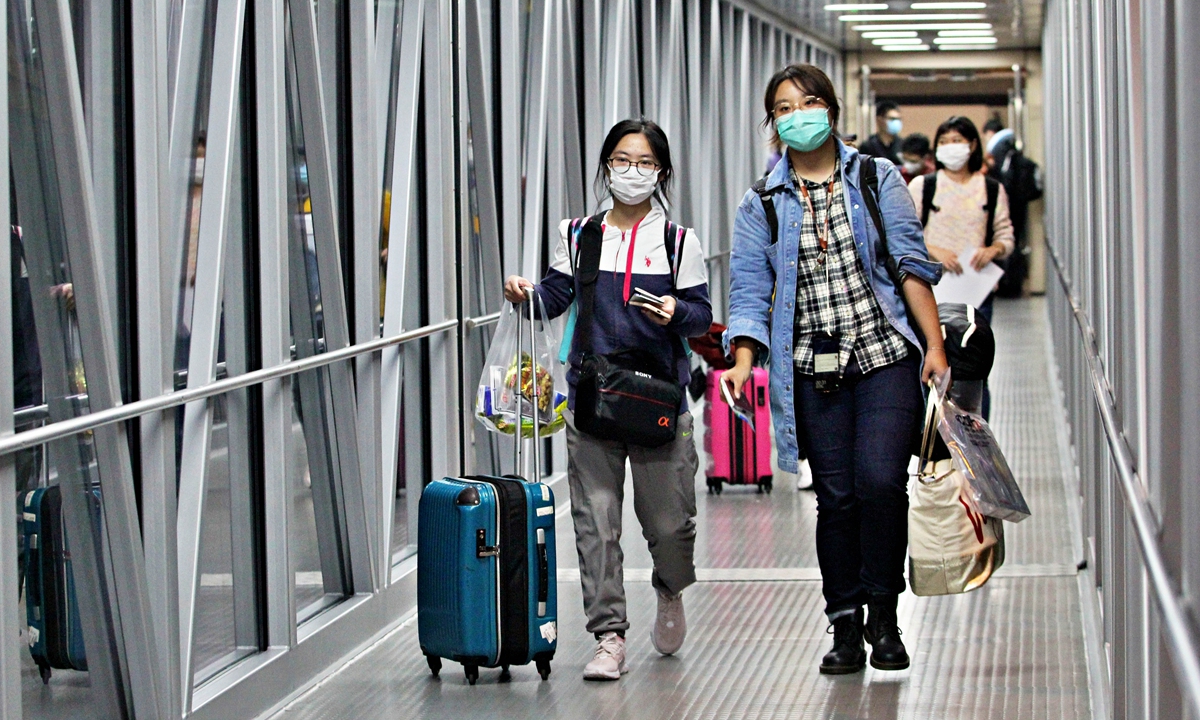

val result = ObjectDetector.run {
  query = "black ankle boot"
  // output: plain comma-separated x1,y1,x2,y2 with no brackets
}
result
865,595,910,670
820,607,866,675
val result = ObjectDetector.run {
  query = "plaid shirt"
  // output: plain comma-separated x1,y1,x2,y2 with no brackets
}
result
791,162,909,375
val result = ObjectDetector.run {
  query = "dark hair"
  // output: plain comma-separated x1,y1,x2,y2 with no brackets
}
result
982,116,1005,134
933,116,985,173
593,118,673,205
761,64,841,136
901,133,931,157
875,100,900,118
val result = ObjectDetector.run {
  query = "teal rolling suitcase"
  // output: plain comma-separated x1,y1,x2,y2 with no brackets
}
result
418,288,558,684
23,486,94,683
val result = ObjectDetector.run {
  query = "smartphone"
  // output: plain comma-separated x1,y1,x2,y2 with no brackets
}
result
635,302,671,319
631,287,666,306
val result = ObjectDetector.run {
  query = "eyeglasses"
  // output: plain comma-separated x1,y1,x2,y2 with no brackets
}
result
773,96,829,117
607,157,660,176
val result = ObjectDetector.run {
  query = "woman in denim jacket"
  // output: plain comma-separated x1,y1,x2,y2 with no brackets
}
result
722,65,946,675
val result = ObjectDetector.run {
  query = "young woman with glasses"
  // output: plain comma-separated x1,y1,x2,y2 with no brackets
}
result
723,64,946,675
503,119,712,681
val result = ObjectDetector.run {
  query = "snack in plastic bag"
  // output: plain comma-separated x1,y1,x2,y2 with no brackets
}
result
936,392,1031,523
475,293,568,438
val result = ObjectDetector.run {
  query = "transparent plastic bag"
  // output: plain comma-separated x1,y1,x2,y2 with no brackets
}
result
936,389,1031,523
475,292,568,438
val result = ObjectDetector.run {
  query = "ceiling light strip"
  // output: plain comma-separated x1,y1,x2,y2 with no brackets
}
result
839,13,987,21
823,3,889,9
932,35,997,43
851,22,993,30
909,2,988,8
872,37,924,44
881,44,931,51
936,43,1000,50
861,30,920,37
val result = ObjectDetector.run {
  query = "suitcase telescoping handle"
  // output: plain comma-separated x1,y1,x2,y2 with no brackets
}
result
513,287,543,484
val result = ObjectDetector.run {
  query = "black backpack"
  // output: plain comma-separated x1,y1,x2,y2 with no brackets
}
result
919,171,1002,247
996,149,1042,204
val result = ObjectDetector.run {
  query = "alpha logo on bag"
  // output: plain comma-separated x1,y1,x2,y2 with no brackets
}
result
658,416,671,427
959,496,985,543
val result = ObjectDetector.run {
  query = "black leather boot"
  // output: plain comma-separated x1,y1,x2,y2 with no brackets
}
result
865,595,910,670
819,607,866,675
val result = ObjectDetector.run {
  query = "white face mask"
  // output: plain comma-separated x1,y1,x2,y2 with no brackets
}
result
903,159,924,175
936,143,972,171
608,168,660,205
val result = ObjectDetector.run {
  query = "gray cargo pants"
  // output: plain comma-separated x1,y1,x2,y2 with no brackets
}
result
565,411,699,636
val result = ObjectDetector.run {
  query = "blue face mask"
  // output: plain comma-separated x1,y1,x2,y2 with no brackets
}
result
886,118,903,136
777,109,832,153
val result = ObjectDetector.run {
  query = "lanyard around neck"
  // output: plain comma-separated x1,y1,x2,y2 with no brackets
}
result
609,216,644,303
799,177,835,259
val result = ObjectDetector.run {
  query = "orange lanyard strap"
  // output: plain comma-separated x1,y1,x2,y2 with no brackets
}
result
799,178,835,256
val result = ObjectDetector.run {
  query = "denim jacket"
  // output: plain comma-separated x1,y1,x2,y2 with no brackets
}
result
723,141,942,473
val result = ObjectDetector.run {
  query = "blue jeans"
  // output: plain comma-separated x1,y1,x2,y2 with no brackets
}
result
793,349,924,617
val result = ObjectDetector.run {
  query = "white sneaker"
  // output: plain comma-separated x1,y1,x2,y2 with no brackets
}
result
583,632,628,680
651,588,687,655
796,459,814,491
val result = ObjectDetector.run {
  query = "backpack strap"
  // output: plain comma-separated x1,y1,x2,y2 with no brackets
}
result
983,176,1000,247
663,220,687,291
858,155,905,289
920,171,938,227
566,216,590,279
573,217,605,355
858,155,887,249
751,177,785,247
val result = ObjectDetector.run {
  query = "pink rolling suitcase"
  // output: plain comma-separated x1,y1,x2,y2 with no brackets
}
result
703,368,773,494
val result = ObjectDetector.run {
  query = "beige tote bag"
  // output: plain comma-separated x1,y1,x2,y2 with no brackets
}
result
908,383,1005,596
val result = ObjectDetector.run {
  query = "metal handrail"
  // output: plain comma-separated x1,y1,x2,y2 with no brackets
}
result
1047,240,1200,717
464,311,500,330
0,318,459,457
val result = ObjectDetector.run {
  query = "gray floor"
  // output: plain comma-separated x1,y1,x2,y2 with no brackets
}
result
271,297,1095,720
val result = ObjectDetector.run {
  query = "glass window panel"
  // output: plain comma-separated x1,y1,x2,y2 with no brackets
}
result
8,6,137,715
284,17,351,619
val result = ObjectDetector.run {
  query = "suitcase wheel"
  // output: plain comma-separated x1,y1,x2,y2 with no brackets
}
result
499,665,511,683
464,664,479,685
425,654,441,678
38,664,51,685
536,658,551,681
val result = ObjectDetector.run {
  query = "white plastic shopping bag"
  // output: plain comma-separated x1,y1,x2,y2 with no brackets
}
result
475,292,568,438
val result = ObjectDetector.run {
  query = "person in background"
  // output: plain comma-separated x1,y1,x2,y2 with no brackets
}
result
981,116,1005,160
859,101,903,165
11,225,42,582
909,116,1015,419
983,119,1043,298
899,133,936,184
725,64,945,676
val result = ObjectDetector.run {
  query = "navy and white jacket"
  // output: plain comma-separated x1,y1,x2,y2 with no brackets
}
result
534,207,713,410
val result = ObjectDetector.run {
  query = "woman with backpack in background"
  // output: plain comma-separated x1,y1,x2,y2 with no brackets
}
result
909,115,1015,419
503,119,712,681
722,64,945,676
909,116,1015,324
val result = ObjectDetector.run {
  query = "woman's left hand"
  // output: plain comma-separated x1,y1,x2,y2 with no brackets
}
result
642,295,676,326
970,245,1003,271
922,346,949,384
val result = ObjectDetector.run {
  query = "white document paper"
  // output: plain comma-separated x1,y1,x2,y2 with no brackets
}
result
932,248,1005,308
